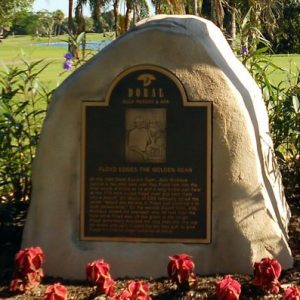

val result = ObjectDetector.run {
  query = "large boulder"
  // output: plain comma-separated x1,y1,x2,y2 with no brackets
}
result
22,15,293,279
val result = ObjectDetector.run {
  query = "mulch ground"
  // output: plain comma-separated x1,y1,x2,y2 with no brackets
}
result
0,178,299,299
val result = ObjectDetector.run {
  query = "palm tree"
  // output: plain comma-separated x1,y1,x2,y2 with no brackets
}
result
53,10,65,35
77,0,110,33
124,0,149,31
75,1,86,34
113,0,120,35
211,0,224,29
152,0,185,14
68,0,74,32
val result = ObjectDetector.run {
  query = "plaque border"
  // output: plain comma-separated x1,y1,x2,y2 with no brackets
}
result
80,65,212,244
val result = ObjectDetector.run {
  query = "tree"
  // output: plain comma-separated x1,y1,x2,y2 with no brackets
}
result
53,10,65,36
204,0,281,53
101,10,114,32
152,0,184,14
68,0,74,32
36,10,55,42
76,0,107,33
0,0,33,28
113,0,120,35
75,1,86,34
124,0,149,31
11,11,40,35
272,0,300,53
84,16,94,32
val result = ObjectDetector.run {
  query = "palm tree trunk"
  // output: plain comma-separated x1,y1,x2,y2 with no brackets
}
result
198,0,203,15
113,0,120,36
68,0,73,32
211,0,224,29
194,0,199,15
125,0,134,31
230,0,236,49
91,0,103,33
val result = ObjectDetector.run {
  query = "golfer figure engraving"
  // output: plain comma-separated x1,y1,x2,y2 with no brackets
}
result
126,109,166,163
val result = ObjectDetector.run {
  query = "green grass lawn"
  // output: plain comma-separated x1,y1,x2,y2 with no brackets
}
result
0,33,113,90
0,34,299,91
268,54,300,87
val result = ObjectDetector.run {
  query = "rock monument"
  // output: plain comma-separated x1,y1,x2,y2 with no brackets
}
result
22,15,293,279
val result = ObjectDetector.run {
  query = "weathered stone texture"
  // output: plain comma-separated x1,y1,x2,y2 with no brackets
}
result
22,15,293,279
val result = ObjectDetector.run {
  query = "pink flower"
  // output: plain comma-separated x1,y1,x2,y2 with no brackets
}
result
86,259,111,285
253,257,282,293
86,259,116,296
43,283,68,300
15,246,45,274
112,281,151,300
284,286,300,300
216,275,241,300
167,254,196,287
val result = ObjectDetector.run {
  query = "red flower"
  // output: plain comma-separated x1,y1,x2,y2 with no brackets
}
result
284,286,300,300
15,246,45,274
216,275,241,300
253,257,282,292
43,283,68,300
86,259,111,285
167,254,196,287
86,259,116,297
112,281,151,300
96,275,116,297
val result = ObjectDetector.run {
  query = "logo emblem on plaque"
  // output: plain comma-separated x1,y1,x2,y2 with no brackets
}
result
137,73,156,87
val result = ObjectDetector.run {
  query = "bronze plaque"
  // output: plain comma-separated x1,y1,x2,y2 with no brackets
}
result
81,65,212,243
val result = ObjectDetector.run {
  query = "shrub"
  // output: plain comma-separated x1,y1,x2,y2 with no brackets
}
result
167,253,196,289
43,283,68,300
112,281,151,300
10,246,45,293
216,275,241,300
0,60,52,204
284,286,300,300
253,257,281,293
86,259,115,296
241,45,300,170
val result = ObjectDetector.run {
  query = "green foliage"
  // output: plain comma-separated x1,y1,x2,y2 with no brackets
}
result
0,60,52,203
0,0,33,27
62,27,86,59
11,11,40,35
234,6,299,175
11,10,66,37
101,11,115,32
241,46,300,181
272,0,300,54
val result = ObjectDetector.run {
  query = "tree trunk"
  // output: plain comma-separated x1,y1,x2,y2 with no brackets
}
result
68,0,73,32
194,0,199,16
75,4,86,34
155,1,161,14
92,0,103,33
198,0,203,15
230,1,236,49
113,0,120,36
125,0,133,31
211,0,224,30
